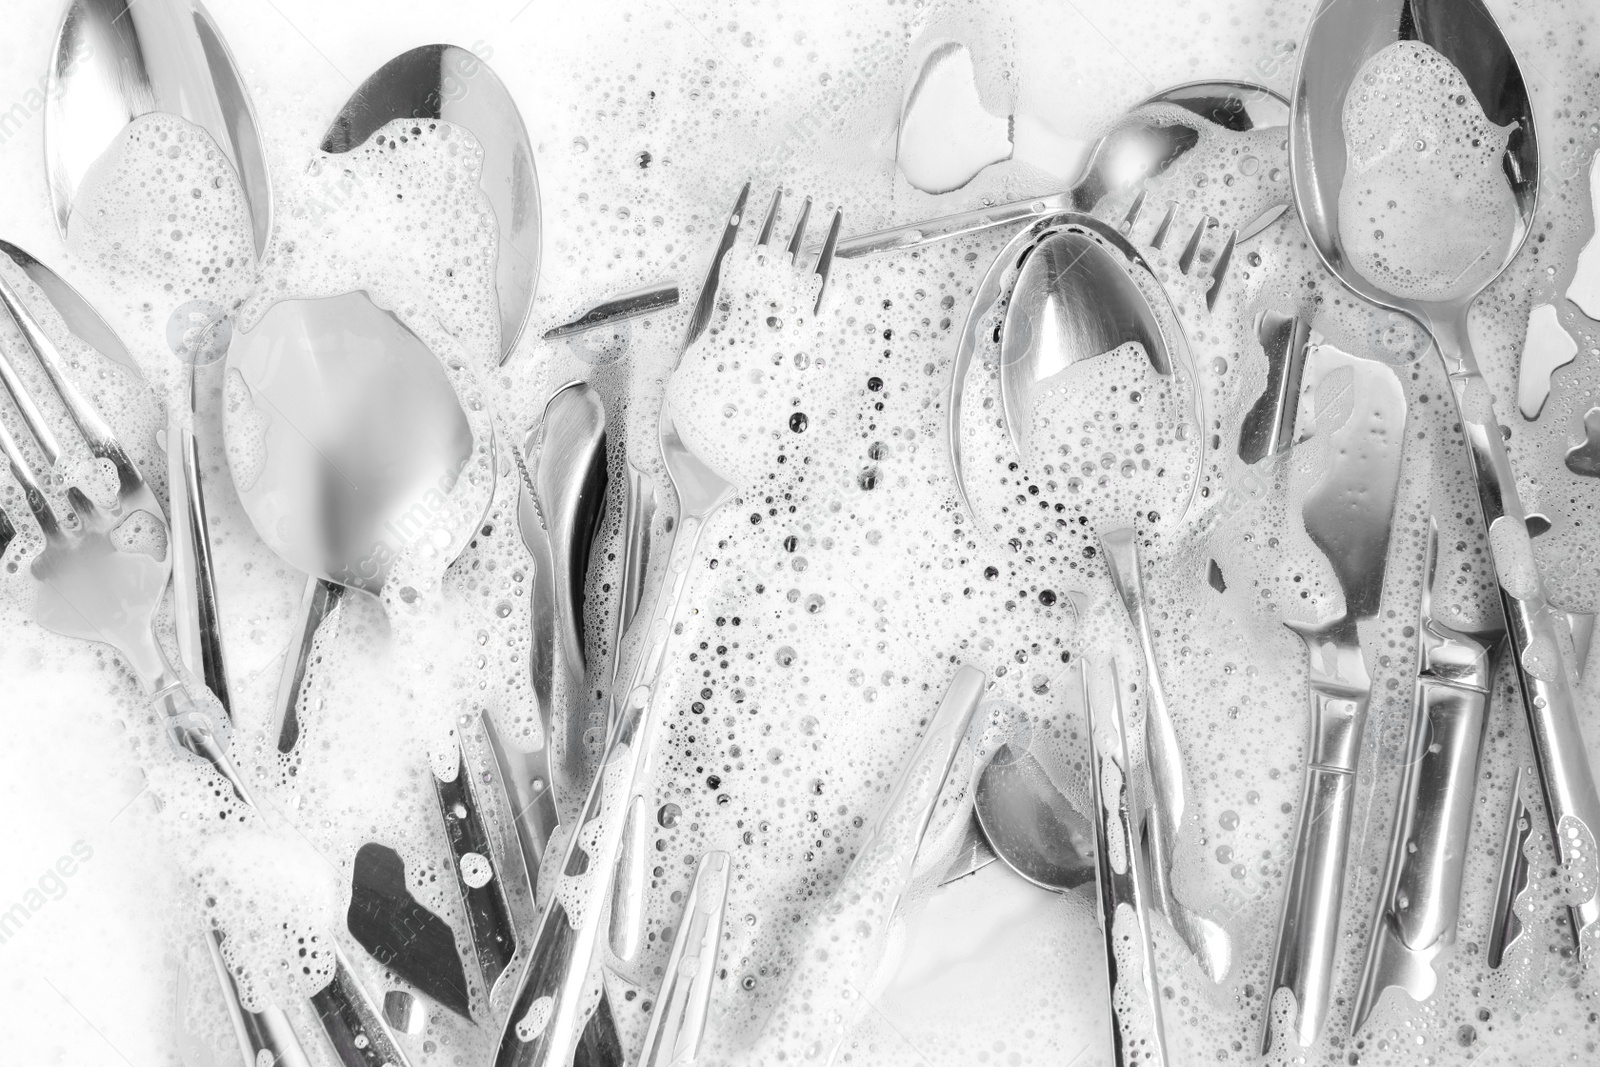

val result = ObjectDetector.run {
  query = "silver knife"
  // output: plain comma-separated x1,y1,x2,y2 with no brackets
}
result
1262,345,1407,1052
1350,516,1505,1032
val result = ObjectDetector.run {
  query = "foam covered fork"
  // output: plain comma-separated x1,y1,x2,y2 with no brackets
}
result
493,183,843,1067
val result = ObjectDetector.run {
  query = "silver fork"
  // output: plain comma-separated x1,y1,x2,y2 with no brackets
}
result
493,184,843,1067
0,268,411,1067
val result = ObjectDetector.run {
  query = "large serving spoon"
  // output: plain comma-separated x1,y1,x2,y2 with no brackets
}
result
548,81,1287,337
1291,0,1600,948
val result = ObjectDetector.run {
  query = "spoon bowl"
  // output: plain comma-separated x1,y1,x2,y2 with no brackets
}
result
48,0,270,254
1290,0,1537,323
998,227,1172,458
225,291,477,595
973,742,1096,892
323,44,541,364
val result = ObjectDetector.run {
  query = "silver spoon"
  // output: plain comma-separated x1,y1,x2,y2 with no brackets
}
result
988,216,1228,985
226,289,483,1066
48,0,267,747
949,215,1208,1064
1291,0,1600,949
973,741,1096,892
321,43,540,365
548,81,1287,337
48,0,270,254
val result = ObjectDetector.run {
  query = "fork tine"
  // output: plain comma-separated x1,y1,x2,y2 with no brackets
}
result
813,209,843,315
1177,216,1211,275
756,189,782,247
0,271,127,474
1149,203,1177,249
1206,230,1238,311
682,182,752,352
785,197,813,261
1122,189,1148,231
0,278,64,467
0,416,59,536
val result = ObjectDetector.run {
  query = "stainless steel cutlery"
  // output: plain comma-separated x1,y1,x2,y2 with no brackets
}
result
7,0,1598,1060
1352,518,1505,1033
1262,345,1407,1052
1292,0,1600,953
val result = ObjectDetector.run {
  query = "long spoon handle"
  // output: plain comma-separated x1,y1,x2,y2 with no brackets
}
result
1082,659,1170,1067
1100,527,1230,983
1436,314,1600,948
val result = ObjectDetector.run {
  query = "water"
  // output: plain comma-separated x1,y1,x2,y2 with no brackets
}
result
1,1,1600,1065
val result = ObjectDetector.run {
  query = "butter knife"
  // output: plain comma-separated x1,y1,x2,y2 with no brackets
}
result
1262,346,1407,1052
1350,516,1504,1032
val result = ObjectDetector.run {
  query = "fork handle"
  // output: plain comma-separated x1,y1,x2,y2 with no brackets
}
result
1263,674,1369,1053
147,669,415,1067
153,675,256,807
494,510,716,1067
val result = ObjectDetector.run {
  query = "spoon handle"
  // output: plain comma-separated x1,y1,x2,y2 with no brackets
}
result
1437,317,1600,949
1100,527,1231,983
1082,658,1170,1067
271,576,346,754
836,191,1076,259
167,375,233,723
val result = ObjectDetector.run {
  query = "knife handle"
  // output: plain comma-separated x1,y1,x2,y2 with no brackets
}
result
311,948,415,1067
1386,678,1492,950
1438,324,1600,944
1264,760,1357,1052
1353,672,1495,1032
1487,769,1533,968
1264,667,1369,1053
435,744,518,995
